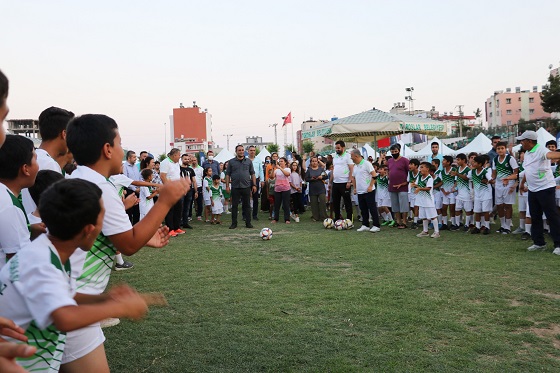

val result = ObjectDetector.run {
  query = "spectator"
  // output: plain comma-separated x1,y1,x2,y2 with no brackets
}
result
387,144,410,229
305,156,327,221
225,145,256,229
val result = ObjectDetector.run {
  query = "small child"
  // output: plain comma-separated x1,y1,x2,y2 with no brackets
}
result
407,159,420,229
210,174,224,224
289,161,303,223
412,162,440,238
468,155,493,234
376,165,394,226
513,149,530,238
440,155,457,230
452,153,473,231
431,159,443,227
139,168,159,220
491,141,518,234
203,167,212,222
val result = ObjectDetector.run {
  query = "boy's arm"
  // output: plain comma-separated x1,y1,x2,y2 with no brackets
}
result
131,180,160,188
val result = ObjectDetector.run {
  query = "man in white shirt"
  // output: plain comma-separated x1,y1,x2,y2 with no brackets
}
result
330,140,354,220
160,148,185,236
247,145,264,221
518,130,560,253
123,150,142,224
351,149,380,232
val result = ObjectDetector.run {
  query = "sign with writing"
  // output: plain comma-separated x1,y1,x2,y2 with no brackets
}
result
399,123,445,132
302,126,332,139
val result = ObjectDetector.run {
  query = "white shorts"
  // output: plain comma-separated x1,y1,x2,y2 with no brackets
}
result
419,206,437,220
455,199,473,213
62,324,105,364
434,192,443,210
378,198,391,208
442,192,456,205
495,187,515,205
474,199,492,213
409,194,416,208
204,198,212,206
518,195,527,212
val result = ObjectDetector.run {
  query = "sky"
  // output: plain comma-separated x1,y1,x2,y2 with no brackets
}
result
2,0,559,155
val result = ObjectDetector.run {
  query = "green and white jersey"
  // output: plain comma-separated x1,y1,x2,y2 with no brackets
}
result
69,166,132,295
492,154,518,189
415,175,435,208
376,175,389,200
467,167,493,201
109,174,134,198
407,170,420,195
0,234,77,372
210,185,223,201
433,170,442,192
440,166,457,193
455,166,472,201
0,182,31,270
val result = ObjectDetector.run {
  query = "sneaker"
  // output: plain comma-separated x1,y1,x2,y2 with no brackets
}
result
175,229,186,234
182,224,193,229
387,220,396,227
471,228,480,234
197,216,202,221
381,221,390,226
512,227,525,235
495,227,504,234
370,226,381,233
553,247,560,255
431,232,440,238
440,224,448,231
115,260,134,271
501,229,511,235
527,244,546,251
398,224,407,229
521,232,531,240
169,230,178,237
482,227,489,235
229,223,237,229
410,223,418,230
100,318,120,328
449,224,459,231
226,211,232,214
357,225,370,232
188,217,193,221
416,231,430,237
462,225,469,232
295,216,300,223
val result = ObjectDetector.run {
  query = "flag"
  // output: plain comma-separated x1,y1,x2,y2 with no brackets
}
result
282,112,292,127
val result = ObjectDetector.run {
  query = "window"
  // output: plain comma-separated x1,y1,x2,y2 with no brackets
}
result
497,111,500,116
529,109,535,114
496,100,500,108
506,98,511,104
489,102,492,107
529,97,534,103
506,110,512,115
489,113,493,117
507,121,512,126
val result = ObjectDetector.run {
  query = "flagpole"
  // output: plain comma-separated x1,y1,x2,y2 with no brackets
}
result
291,112,295,152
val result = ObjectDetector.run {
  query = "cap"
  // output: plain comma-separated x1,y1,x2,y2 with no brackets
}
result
516,131,538,141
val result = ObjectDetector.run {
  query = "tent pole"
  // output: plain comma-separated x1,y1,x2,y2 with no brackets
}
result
374,134,378,158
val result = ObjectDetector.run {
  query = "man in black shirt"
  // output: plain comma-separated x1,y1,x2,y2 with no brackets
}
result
225,145,257,229
180,154,197,229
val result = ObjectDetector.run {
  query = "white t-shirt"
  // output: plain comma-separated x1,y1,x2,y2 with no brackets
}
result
109,173,134,198
467,168,493,201
353,159,375,194
0,183,31,270
415,175,435,208
193,165,204,187
0,234,76,372
160,157,181,181
492,154,518,190
139,186,154,216
68,166,132,295
332,152,353,183
22,148,63,216
523,144,556,192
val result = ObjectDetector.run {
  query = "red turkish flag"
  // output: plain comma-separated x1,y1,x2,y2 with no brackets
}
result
283,112,292,127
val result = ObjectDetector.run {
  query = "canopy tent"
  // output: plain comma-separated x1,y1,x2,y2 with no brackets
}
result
325,108,448,144
397,140,418,158
360,144,378,159
255,147,271,162
454,133,492,155
214,148,235,163
512,128,556,153
409,137,456,159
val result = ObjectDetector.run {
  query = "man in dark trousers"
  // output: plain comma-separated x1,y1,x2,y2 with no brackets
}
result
225,145,257,229
329,140,354,220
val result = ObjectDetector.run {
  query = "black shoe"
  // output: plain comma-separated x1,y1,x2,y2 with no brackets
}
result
449,224,459,231
252,216,259,221
410,223,418,230
471,228,480,234
462,225,469,232
521,232,531,240
495,227,504,234
482,227,490,235
440,224,448,231
183,224,193,229
502,229,511,235
229,223,237,229
246,223,254,228
115,261,134,271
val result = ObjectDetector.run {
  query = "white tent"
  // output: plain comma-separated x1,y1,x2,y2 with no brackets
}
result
256,147,271,162
214,148,235,163
512,128,557,153
454,133,492,155
397,141,418,158
360,144,378,159
409,137,455,159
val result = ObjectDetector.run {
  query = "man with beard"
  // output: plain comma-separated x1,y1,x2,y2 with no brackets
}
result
330,140,354,221
387,144,410,228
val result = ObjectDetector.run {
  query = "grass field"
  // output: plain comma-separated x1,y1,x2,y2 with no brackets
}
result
105,212,560,372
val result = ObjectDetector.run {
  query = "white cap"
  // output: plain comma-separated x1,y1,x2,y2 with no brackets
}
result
516,131,538,141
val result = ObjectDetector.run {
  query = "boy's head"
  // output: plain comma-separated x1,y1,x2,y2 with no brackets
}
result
67,114,123,174
431,158,440,169
0,69,8,147
409,158,420,171
546,140,557,151
496,141,508,155
379,165,387,176
472,155,485,169
38,107,74,152
481,154,490,166
40,179,104,247
141,168,153,181
212,174,220,182
204,167,212,176
456,153,467,166
442,155,453,167
518,148,526,162
419,162,432,175
29,170,65,208
0,135,38,187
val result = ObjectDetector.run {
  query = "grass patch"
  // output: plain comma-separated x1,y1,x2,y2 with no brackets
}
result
105,213,560,372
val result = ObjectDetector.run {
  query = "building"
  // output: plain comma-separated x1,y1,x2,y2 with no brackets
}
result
485,87,551,128
300,119,333,154
169,102,213,155
6,119,40,138
241,136,272,151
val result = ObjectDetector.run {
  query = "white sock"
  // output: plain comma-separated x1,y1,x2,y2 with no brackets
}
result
505,218,512,229
544,221,549,231
476,221,481,229
437,214,442,224
443,216,448,225
423,220,429,232
519,218,525,229
500,216,506,229
116,253,124,265
433,219,439,233
526,223,532,234
481,216,486,225
414,217,418,223
484,221,490,229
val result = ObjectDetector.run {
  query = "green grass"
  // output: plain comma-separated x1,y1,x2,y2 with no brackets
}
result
105,213,560,372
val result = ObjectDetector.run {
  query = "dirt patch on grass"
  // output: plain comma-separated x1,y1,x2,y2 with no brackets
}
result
510,299,523,307
470,299,485,305
534,291,560,300
531,324,560,349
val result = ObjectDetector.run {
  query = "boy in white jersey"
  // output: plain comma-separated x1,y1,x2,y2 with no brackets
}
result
491,142,519,234
0,179,148,373
431,159,443,227
139,168,158,219
412,162,440,238
407,159,421,229
440,156,457,230
452,153,474,232
376,165,394,226
63,114,190,372
468,155,493,235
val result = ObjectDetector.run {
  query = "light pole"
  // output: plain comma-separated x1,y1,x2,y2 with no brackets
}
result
405,87,414,115
223,134,233,150
269,123,278,144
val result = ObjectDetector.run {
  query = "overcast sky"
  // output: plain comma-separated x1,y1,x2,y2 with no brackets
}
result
2,0,559,155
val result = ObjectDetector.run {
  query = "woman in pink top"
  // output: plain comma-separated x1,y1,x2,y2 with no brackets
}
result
271,157,292,223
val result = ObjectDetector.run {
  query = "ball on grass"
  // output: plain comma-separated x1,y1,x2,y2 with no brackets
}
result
323,218,334,229
260,227,273,240
334,219,347,231
344,219,354,229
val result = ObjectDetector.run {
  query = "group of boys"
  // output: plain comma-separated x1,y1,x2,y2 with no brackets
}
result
0,69,190,373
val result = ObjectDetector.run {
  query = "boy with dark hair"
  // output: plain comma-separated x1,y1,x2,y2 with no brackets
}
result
27,170,65,224
63,114,190,371
452,153,473,231
0,179,148,372
514,149,531,238
376,165,393,225
468,155,493,234
491,141,518,234
431,159,443,226
440,155,457,230
0,69,8,148
412,162,440,238
407,158,420,229
0,135,39,269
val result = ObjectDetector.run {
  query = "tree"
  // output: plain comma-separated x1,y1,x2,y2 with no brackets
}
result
541,74,560,114
254,147,261,156
266,143,279,153
302,140,314,154
320,145,334,155
158,153,167,162
284,144,296,153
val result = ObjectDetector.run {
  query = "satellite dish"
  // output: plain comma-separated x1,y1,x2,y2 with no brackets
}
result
549,64,553,69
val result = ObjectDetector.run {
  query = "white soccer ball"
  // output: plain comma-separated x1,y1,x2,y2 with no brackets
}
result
323,218,334,229
260,227,273,240
344,219,354,229
334,219,347,231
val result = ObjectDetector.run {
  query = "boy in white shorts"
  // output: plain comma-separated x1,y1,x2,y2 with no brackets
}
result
491,141,519,234
412,162,440,238
0,179,147,373
468,155,493,235
407,159,420,229
376,165,394,226
440,156,457,230
431,159,443,226
453,153,474,232
63,114,190,373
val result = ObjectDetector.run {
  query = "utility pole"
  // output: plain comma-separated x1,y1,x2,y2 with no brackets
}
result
269,123,278,144
405,87,414,115
223,134,233,150
455,105,464,137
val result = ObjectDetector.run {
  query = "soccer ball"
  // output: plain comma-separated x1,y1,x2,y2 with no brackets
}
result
334,219,347,231
323,218,334,229
344,219,354,229
260,228,273,240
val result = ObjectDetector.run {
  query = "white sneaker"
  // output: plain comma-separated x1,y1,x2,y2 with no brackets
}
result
527,244,547,251
512,227,525,235
416,231,430,237
100,318,120,328
553,247,560,255
357,225,370,232
431,232,440,238
295,216,300,223
369,226,381,233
